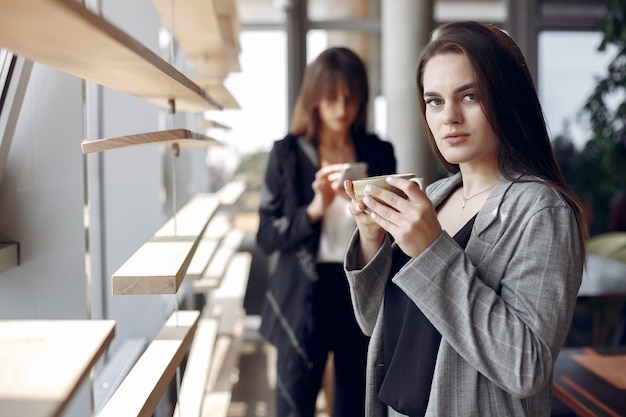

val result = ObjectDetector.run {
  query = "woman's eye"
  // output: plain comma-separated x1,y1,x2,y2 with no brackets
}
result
462,92,476,101
425,98,442,107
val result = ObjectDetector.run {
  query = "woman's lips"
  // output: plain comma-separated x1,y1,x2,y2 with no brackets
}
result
442,132,469,144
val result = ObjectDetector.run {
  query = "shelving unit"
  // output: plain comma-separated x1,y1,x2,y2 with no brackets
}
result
0,319,115,417
0,0,221,112
0,0,245,414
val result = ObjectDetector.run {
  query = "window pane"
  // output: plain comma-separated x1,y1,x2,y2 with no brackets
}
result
538,31,617,149
206,31,287,155
237,0,286,24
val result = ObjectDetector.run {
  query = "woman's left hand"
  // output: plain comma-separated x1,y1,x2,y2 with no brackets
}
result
361,176,443,257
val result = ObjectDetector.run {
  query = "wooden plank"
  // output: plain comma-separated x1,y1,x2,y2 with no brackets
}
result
151,0,240,76
0,320,115,417
152,0,224,59
186,239,220,282
201,315,245,417
207,251,251,334
191,77,239,109
217,180,247,206
186,213,232,281
81,129,222,155
111,195,221,295
156,194,221,239
196,118,231,131
0,0,221,111
94,338,147,414
215,0,241,55
0,242,18,274
98,310,200,417
192,229,246,294
173,315,220,417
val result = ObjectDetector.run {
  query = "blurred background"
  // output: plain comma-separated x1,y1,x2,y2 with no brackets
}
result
0,1,625,416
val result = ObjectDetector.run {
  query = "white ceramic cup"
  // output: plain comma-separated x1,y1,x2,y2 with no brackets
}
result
352,173,423,212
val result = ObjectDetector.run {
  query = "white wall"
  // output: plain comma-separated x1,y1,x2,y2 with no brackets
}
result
0,63,86,319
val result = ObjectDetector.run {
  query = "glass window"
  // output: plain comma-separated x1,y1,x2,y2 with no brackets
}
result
237,0,286,25
205,30,288,155
538,31,618,149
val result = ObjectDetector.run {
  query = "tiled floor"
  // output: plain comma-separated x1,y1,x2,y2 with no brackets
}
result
227,335,330,417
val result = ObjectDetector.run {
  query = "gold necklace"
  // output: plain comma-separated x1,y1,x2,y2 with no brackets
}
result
460,183,496,215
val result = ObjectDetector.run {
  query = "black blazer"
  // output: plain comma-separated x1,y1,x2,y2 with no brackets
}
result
256,132,396,367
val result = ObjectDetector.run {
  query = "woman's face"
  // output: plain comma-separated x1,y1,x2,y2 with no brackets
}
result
422,52,499,168
318,79,358,135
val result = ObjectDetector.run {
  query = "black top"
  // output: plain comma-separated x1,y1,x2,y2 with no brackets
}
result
379,215,476,416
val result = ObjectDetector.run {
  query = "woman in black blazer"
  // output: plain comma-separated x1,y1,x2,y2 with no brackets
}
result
256,47,396,417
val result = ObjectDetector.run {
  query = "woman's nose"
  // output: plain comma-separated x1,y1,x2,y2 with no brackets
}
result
334,97,348,115
442,103,462,125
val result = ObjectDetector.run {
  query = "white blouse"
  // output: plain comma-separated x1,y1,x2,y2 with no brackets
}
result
317,196,356,263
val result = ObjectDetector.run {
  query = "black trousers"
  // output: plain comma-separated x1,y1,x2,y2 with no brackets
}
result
276,262,368,417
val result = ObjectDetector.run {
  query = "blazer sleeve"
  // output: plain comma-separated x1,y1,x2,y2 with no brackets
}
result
344,233,394,336
256,139,317,255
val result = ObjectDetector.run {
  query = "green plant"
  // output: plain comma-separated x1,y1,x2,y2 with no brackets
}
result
235,150,269,191
569,0,626,233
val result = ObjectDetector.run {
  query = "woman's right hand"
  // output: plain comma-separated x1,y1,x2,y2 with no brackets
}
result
307,164,343,223
345,179,387,266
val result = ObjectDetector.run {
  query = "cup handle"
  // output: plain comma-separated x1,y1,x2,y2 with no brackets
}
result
409,177,425,190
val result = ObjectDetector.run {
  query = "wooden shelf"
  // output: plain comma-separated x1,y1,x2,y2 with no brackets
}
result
192,77,240,109
81,129,222,155
111,194,221,295
0,0,221,112
151,0,241,79
174,314,219,417
97,310,200,417
0,242,19,274
185,213,231,281
196,118,231,131
0,319,115,417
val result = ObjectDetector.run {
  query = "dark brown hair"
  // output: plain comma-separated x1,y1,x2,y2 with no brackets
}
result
290,47,369,140
416,21,589,241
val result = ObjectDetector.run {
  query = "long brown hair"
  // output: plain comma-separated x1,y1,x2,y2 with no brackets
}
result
416,21,589,242
290,47,369,140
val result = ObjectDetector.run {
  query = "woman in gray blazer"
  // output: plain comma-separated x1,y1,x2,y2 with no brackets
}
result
343,22,588,416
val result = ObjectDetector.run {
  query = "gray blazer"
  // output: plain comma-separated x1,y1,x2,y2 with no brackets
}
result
344,173,584,417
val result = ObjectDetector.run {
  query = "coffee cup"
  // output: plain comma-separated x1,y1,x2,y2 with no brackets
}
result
352,173,422,211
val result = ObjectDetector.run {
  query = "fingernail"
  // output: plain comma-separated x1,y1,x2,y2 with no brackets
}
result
365,185,372,193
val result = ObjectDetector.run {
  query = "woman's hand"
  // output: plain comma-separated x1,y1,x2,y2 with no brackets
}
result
357,176,442,258
306,164,344,223
345,179,388,266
